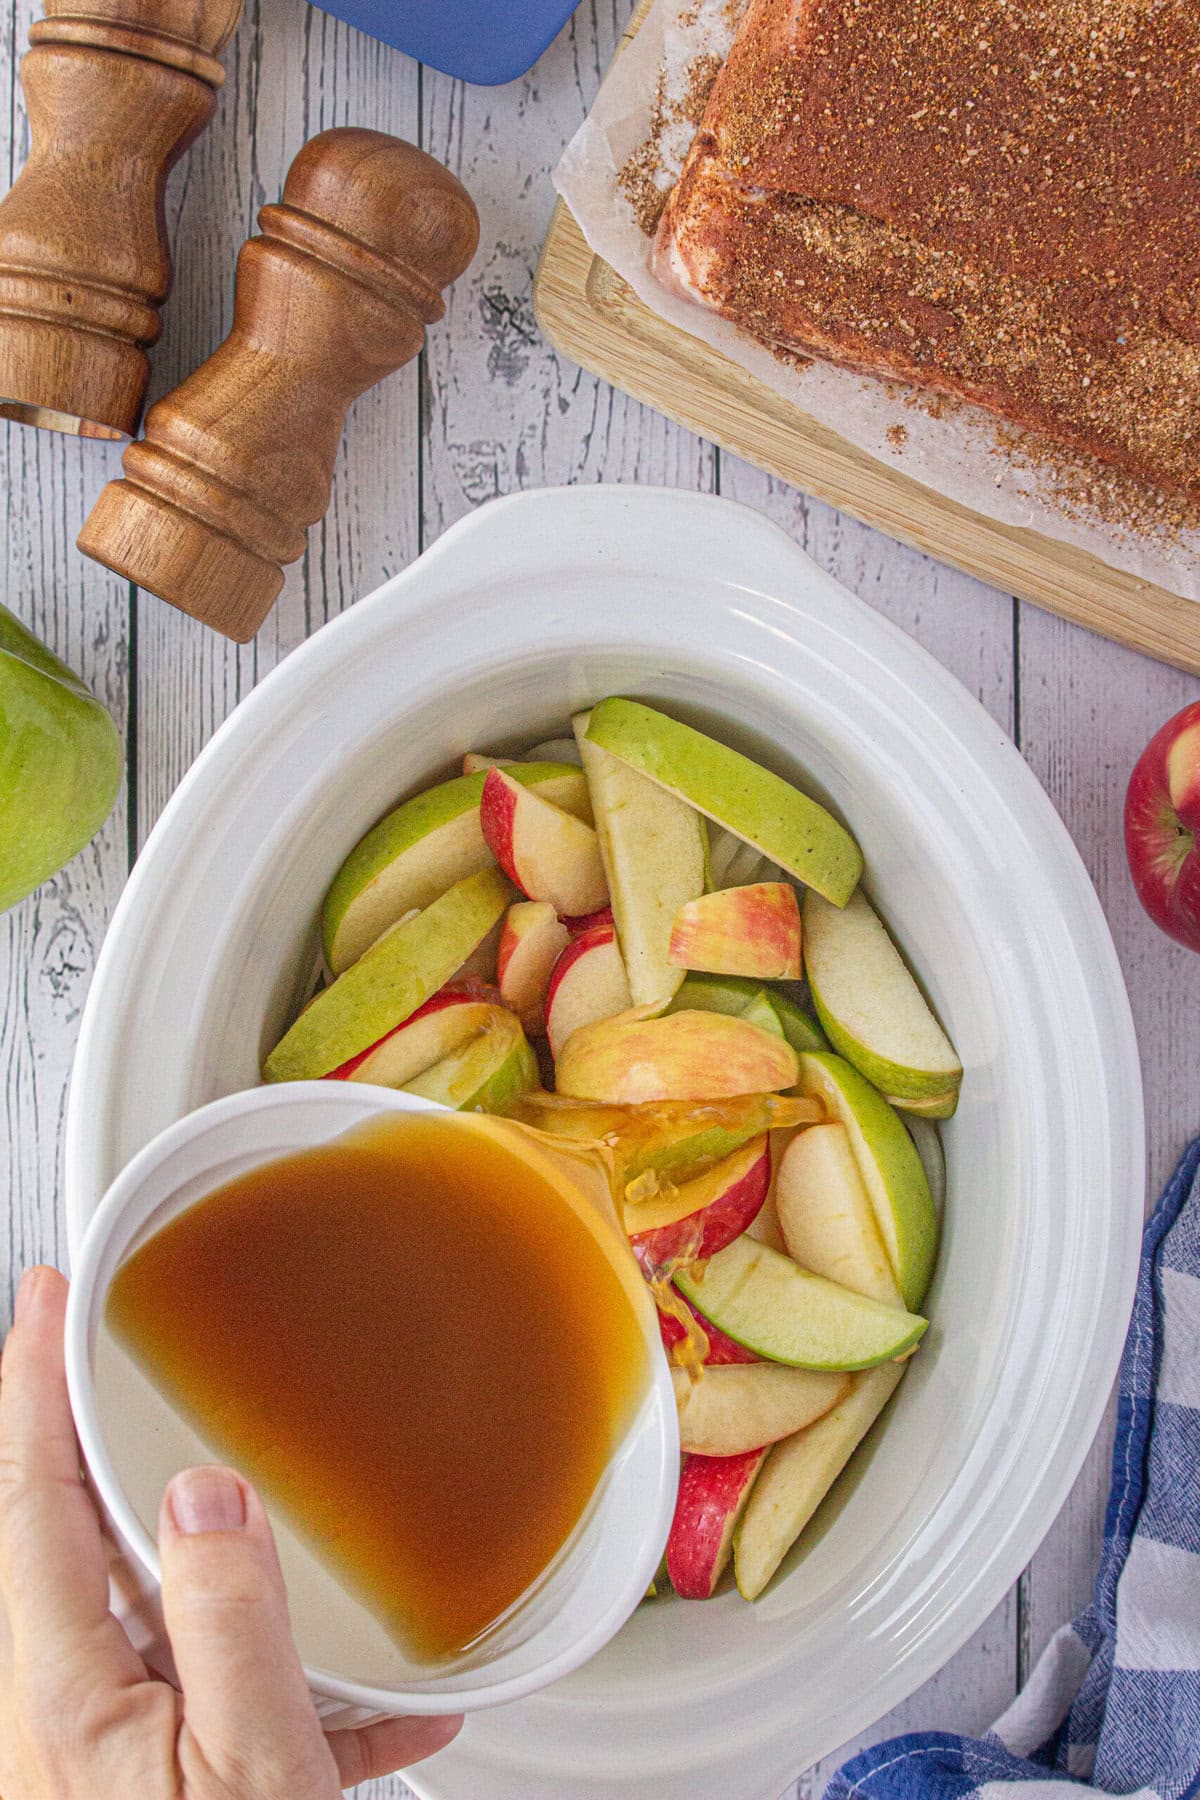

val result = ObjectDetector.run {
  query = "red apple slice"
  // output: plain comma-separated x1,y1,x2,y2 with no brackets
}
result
560,905,615,935
671,1363,849,1456
497,901,569,1036
658,1290,758,1366
669,883,802,980
324,985,496,1087
480,767,608,916
545,921,632,1058
626,1135,769,1266
555,1005,799,1103
666,1448,767,1600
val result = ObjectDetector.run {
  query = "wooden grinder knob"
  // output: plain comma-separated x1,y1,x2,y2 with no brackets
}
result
78,128,480,640
0,0,243,440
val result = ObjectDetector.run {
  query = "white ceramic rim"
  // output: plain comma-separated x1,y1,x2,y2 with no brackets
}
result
63,1082,679,1716
63,486,1145,1797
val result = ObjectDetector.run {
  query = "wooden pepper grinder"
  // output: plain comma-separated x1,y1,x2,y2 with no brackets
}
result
0,0,243,440
78,128,479,641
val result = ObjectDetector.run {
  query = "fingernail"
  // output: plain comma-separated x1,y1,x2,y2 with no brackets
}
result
14,1268,41,1324
168,1467,248,1536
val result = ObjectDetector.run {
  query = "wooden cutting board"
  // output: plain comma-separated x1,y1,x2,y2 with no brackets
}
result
532,6,1200,676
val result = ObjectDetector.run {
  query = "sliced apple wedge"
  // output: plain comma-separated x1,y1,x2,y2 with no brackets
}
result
555,1006,799,1104
668,974,828,1053
545,920,632,1058
266,867,512,1082
881,1087,959,1120
455,914,504,985
559,904,614,935
402,1006,538,1113
708,823,780,889
323,762,588,974
480,768,608,916
803,888,962,1112
734,1362,907,1599
625,1134,770,1266
497,900,568,1036
775,1122,904,1307
667,1449,767,1600
671,1363,849,1456
461,752,515,774
505,1090,819,1187
585,699,862,905
658,1290,758,1366
766,992,829,1055
525,736,582,766
669,883,802,980
744,1183,789,1255
906,1115,947,1220
324,986,496,1088
669,972,764,1017
795,1051,938,1310
573,709,706,1008
676,1235,926,1369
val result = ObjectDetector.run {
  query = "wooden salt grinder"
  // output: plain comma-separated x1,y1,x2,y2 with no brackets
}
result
0,0,242,440
78,129,480,641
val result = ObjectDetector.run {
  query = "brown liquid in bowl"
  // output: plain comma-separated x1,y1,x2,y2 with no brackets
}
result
106,1112,648,1662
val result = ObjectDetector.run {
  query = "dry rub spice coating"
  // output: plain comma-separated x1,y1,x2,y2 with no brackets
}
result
655,0,1200,503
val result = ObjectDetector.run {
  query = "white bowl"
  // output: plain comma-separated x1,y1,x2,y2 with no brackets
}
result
66,486,1144,1800
63,1083,678,1723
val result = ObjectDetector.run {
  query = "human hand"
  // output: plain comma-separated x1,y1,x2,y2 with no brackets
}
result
0,1266,462,1798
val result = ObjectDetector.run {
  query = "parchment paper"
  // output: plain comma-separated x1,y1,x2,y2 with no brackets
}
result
554,0,1200,603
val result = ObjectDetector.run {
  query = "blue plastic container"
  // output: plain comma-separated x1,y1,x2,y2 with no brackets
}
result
311,0,584,85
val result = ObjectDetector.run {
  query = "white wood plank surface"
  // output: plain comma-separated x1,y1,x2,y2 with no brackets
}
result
0,3,1196,1798
0,0,131,1308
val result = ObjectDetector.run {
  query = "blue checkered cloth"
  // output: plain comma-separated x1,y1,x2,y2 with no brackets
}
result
826,1135,1200,1800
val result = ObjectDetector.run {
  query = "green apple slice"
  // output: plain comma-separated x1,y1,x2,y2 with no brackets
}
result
774,1122,904,1307
573,710,706,1007
733,1361,906,1598
882,1087,959,1120
323,761,588,974
794,1052,938,1310
669,973,762,1016
0,603,123,910
403,1009,538,1113
585,699,862,905
504,1090,810,1189
737,990,786,1039
906,1116,946,1219
669,975,828,1053
748,989,828,1054
803,888,962,1110
265,867,511,1082
676,1236,926,1370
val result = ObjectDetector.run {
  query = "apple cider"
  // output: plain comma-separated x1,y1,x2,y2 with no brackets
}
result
105,1112,649,1663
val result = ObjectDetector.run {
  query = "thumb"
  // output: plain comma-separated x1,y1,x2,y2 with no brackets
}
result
159,1465,334,1793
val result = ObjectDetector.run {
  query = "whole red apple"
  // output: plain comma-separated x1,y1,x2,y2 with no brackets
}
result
1124,700,1200,953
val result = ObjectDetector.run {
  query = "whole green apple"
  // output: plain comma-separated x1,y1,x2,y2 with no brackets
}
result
0,603,122,912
